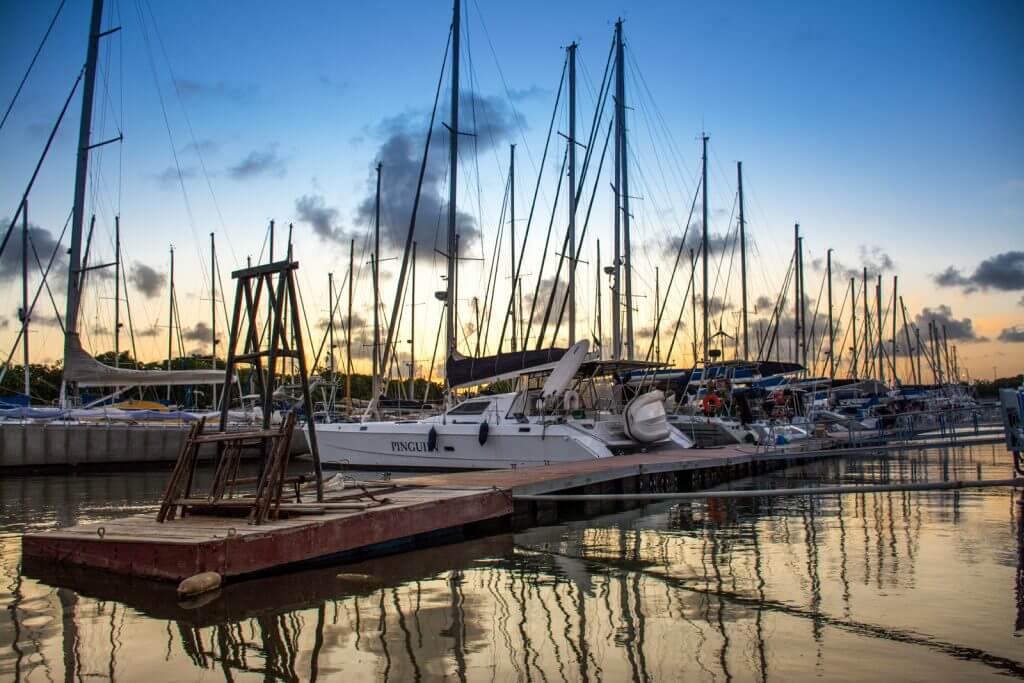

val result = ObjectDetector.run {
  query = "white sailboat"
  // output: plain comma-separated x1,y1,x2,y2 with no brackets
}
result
318,340,684,470
315,2,687,470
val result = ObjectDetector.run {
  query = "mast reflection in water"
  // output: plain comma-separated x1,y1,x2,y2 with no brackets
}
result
2,443,1023,681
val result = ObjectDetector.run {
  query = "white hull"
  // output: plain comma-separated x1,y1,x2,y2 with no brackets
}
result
316,420,613,470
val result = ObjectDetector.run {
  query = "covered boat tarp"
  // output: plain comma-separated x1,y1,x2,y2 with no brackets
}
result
447,348,567,389
63,333,227,387
0,406,216,421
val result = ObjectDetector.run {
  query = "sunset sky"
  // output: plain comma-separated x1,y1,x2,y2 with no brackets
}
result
0,0,1021,385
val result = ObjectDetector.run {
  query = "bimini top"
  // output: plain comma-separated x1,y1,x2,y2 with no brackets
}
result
446,347,568,389
63,333,226,387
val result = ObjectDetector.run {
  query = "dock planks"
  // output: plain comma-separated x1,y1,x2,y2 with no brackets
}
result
21,444,828,582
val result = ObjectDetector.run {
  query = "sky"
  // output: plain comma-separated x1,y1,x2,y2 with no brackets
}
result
0,0,1022,386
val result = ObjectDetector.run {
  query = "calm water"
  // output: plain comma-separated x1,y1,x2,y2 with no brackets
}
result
1,444,1022,682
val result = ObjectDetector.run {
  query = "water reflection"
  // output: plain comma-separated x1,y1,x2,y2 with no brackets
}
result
2,444,1023,681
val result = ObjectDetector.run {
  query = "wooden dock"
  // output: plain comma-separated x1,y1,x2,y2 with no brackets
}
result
22,443,834,583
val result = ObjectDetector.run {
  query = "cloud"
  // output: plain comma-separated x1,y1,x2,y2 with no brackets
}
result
295,194,348,243
914,305,988,342
181,139,219,155
182,321,219,344
1019,295,1024,308
507,84,548,101
933,251,1024,293
698,295,733,317
129,262,166,299
228,145,286,180
174,78,258,102
810,245,894,281
354,91,519,256
998,326,1024,342
754,295,774,313
154,165,198,188
0,219,67,283
137,324,161,337
663,229,730,259
318,75,349,95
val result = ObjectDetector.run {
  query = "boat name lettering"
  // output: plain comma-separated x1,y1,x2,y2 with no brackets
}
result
391,441,430,452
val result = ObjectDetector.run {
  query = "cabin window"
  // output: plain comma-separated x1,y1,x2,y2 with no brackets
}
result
448,400,490,416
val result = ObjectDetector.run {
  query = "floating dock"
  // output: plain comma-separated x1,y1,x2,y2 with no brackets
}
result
21,441,841,583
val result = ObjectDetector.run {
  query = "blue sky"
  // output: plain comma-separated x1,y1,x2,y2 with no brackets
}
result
1,0,1021,380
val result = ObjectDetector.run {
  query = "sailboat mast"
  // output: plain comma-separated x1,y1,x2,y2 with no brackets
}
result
509,145,517,352
891,275,898,383
900,295,916,384
826,248,834,379
445,0,461,370
615,20,634,359
611,116,622,359
210,231,217,408
862,267,869,378
346,238,354,412
328,271,335,414
113,215,120,369
62,0,105,388
654,266,660,362
596,239,602,357
850,277,857,379
701,134,709,366
875,275,882,382
373,162,382,402
690,248,698,365
737,161,748,359
21,202,29,396
409,241,417,400
793,224,800,366
567,42,578,346
167,245,174,401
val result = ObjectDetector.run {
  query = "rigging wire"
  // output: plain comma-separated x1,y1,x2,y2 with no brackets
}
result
0,0,66,133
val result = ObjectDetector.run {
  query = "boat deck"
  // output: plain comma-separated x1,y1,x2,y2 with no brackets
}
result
22,442,832,582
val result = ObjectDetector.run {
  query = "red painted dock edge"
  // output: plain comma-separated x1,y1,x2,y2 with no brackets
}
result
22,488,512,581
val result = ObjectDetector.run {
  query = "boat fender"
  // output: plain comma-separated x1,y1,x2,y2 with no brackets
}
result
177,571,222,599
427,426,438,452
478,421,489,445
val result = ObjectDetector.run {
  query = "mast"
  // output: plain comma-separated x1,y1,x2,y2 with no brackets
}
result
596,239,602,357
409,241,417,400
373,162,382,403
615,20,634,359
850,277,858,379
862,267,869,378
611,110,622,359
113,215,120,368
62,0,105,390
875,275,882,382
941,324,952,383
509,145,517,352
793,224,800,365
346,238,354,413
567,41,578,346
737,161,748,359
166,245,174,401
21,201,29,396
701,135,710,366
445,0,461,371
690,248,698,365
327,271,335,417
210,231,217,408
798,233,806,369
654,266,660,362
826,248,834,379
891,275,898,384
900,295,916,384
